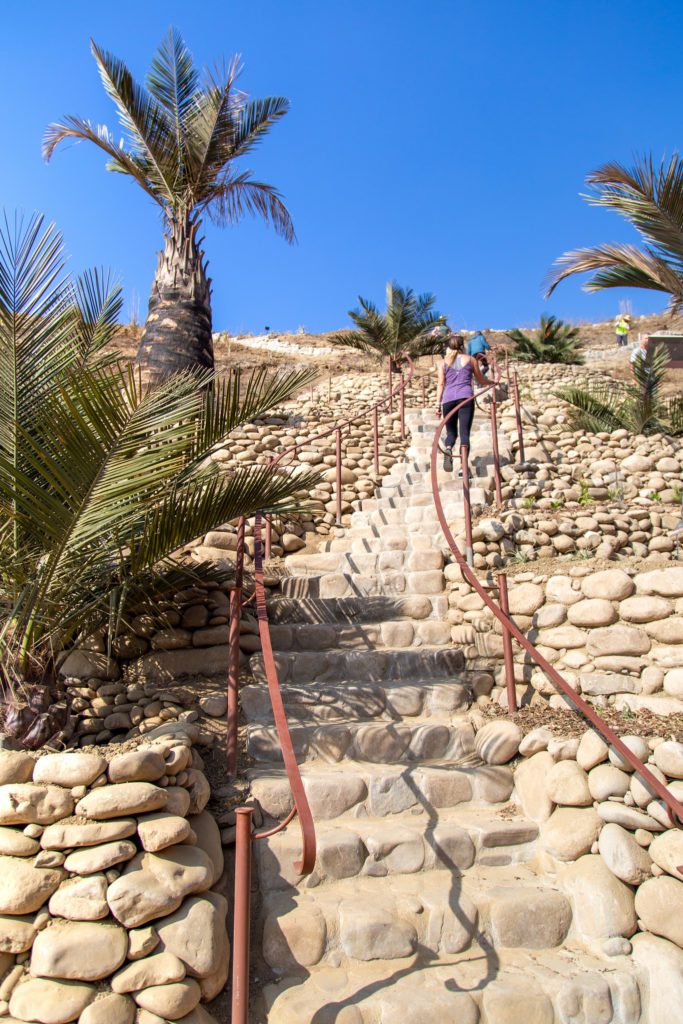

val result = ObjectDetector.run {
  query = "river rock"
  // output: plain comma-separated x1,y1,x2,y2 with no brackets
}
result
133,979,201,1018
474,720,521,764
40,819,137,850
539,807,602,861
653,741,683,779
508,583,544,616
0,750,34,785
79,993,136,1024
108,750,166,784
576,730,609,771
560,855,637,938
9,977,95,1023
157,892,229,978
33,753,106,789
111,951,187,992
567,599,617,628
664,669,683,699
546,761,591,806
137,812,193,853
608,735,650,771
649,829,683,881
581,569,634,601
107,846,214,928
48,874,109,920
634,876,683,946
598,823,652,885
588,765,630,801
546,576,582,605
76,783,168,819
513,751,555,822
0,913,36,952
635,567,683,598
63,840,137,875
0,826,39,856
188,811,224,886
597,802,663,831
619,595,674,622
30,920,127,980
0,783,73,825
184,770,211,815
631,933,683,1023
586,625,650,658
0,856,63,913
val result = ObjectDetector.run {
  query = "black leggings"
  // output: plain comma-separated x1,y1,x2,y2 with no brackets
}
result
442,399,474,449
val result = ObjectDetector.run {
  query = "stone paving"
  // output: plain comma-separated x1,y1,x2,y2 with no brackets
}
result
246,407,645,1024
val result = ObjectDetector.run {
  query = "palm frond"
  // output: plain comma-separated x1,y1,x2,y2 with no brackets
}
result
206,172,295,241
146,27,199,137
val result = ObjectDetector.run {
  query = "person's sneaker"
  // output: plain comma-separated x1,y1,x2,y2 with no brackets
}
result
443,446,453,472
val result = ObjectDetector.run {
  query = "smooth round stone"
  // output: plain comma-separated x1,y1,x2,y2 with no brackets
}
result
630,765,667,808
576,730,609,771
40,819,137,850
79,993,136,1024
608,736,650,772
588,765,630,801
581,569,634,601
663,669,683,699
546,761,592,806
0,750,35,785
619,596,673,623
30,920,128,981
597,803,664,832
0,856,62,914
9,977,95,1024
0,826,40,857
108,750,166,784
560,855,637,939
649,830,683,881
598,823,652,885
33,753,106,789
540,807,602,861
48,874,109,921
111,951,186,993
0,913,37,953
63,840,137,875
474,720,522,765
0,784,74,825
653,741,683,780
634,876,683,947
568,599,617,628
134,979,201,1019
75,783,168,819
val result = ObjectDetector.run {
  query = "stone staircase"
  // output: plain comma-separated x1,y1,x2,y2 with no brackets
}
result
245,408,641,1024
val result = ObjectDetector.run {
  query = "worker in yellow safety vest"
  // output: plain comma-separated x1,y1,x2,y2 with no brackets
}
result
615,315,630,347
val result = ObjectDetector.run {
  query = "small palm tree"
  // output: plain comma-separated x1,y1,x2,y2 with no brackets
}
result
545,154,683,311
44,29,294,383
505,315,584,364
555,342,683,436
329,281,446,368
0,213,318,747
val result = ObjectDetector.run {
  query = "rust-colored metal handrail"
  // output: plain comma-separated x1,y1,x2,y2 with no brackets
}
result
430,397,683,831
231,511,316,1024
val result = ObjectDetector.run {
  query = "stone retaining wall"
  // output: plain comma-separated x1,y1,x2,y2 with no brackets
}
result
448,565,683,715
0,723,226,1024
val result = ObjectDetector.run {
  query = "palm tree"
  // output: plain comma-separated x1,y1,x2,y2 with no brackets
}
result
545,154,683,311
0,213,317,748
329,281,446,369
43,29,295,383
555,342,683,436
505,315,584,364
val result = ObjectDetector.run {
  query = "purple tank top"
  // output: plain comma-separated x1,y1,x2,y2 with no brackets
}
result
443,355,473,402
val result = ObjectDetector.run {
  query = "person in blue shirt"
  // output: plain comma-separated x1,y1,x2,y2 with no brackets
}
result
467,330,491,375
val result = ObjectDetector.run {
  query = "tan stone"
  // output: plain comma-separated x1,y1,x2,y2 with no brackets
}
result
560,855,637,938
482,980,553,1024
0,856,63,913
0,826,39,856
32,753,106,789
631,932,683,1022
576,730,609,771
9,977,95,1023
63,840,137,874
644,617,683,644
635,566,683,598
568,599,617,628
40,819,137,850
508,583,545,615
649,829,683,881
184,769,211,814
537,624,587,649
586,625,650,657
0,783,73,825
108,749,166,784
619,595,674,622
164,786,192,817
107,846,214,928
79,993,135,1024
474,720,521,765
598,823,652,885
137,812,193,853
76,783,167,819
546,761,591,806
0,913,36,953
581,569,634,600
588,764,630,801
653,741,683,779
48,874,109,920
111,951,186,992
513,752,555,822
540,807,602,862
481,886,571,948
30,920,127,980
133,979,201,1019
157,892,229,978
635,876,683,946
263,899,327,968
339,900,415,960
188,810,224,885
0,750,34,785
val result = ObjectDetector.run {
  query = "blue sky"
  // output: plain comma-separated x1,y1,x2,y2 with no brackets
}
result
3,0,682,334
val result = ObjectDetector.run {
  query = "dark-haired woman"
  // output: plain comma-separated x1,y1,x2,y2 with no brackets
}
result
435,334,487,472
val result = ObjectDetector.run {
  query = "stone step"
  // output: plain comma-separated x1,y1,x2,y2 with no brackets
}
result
277,567,447,599
248,645,464,685
283,549,444,577
266,593,448,624
242,677,472,731
262,943,640,1024
349,504,474,529
323,525,447,550
258,867,577,971
246,714,476,764
249,760,515,822
265,615,451,651
255,805,539,892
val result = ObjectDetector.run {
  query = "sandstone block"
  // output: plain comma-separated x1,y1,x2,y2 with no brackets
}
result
482,980,553,1024
482,886,571,948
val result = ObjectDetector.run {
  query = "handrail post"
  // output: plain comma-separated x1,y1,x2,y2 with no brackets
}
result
490,383,503,507
373,406,379,476
512,371,525,463
388,356,393,414
226,515,245,777
460,444,473,568
421,376,426,408
265,516,272,561
335,427,342,525
231,806,253,1024
400,378,405,439
505,348,510,388
498,573,517,712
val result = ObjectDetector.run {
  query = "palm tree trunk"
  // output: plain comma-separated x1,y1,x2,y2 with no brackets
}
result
135,211,213,383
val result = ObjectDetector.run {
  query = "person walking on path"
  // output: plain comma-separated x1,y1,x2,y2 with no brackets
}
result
435,334,487,473
615,315,630,347
630,333,654,395
467,329,492,375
